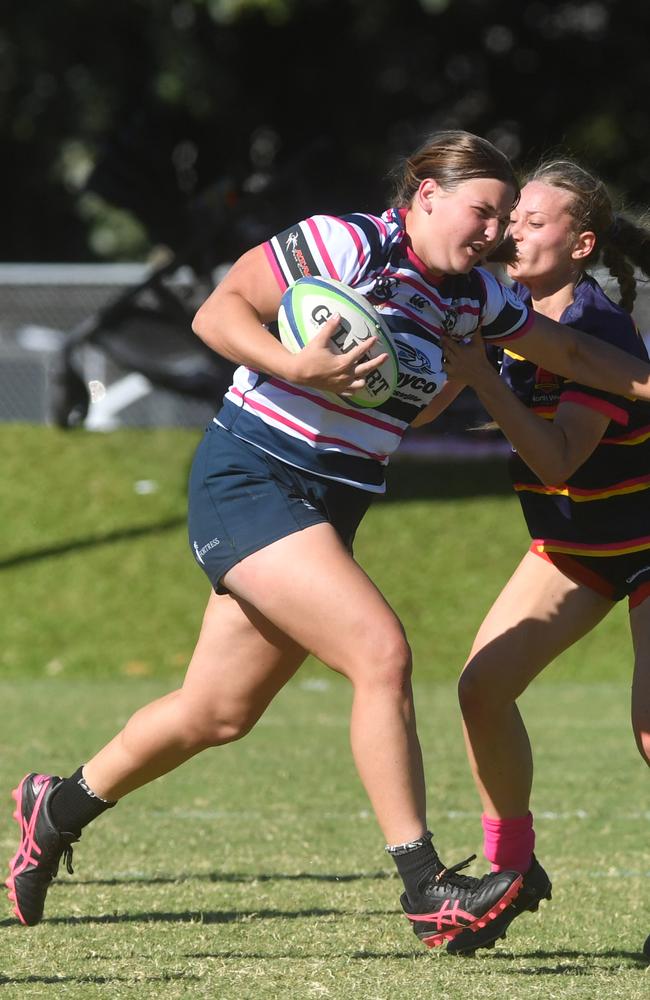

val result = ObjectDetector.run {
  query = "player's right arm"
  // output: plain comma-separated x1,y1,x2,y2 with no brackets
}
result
192,244,383,396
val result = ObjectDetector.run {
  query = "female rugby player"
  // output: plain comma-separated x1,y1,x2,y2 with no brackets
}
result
9,138,650,950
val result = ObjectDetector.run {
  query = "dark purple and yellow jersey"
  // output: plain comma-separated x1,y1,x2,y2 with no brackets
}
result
500,274,650,558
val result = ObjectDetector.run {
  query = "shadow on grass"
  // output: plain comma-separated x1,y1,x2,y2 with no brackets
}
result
0,517,185,570
0,462,512,571
0,973,198,986
491,948,648,968
2,906,395,927
184,949,422,960
66,869,395,887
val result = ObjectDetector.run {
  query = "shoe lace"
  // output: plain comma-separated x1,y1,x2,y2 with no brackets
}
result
52,836,77,878
424,854,480,894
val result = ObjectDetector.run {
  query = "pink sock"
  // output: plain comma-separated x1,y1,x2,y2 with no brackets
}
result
482,812,535,874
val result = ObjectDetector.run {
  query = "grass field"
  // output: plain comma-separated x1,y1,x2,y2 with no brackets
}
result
1,426,649,998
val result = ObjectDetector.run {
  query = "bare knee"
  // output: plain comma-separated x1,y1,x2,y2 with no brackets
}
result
352,630,413,694
458,657,511,722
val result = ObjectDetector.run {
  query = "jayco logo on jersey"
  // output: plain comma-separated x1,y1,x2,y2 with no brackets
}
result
395,339,435,375
193,537,220,565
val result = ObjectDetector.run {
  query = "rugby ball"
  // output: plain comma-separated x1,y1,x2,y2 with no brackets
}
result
277,276,398,408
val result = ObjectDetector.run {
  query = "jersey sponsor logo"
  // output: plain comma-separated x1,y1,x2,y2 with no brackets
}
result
193,537,220,565
394,389,425,403
395,339,435,375
395,373,438,395
371,275,400,301
277,227,317,279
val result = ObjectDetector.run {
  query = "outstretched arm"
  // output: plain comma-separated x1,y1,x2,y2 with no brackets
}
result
500,311,650,401
441,334,609,484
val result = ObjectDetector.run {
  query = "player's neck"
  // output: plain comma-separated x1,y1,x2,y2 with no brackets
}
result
527,276,579,323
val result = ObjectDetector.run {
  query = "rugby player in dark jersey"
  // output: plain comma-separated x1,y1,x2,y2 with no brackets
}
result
424,159,650,956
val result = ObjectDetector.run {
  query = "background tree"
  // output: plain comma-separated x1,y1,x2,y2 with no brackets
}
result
3,0,649,262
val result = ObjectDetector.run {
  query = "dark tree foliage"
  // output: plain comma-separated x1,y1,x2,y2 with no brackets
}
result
2,0,649,261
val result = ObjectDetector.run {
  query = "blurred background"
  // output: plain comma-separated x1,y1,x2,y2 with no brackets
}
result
2,0,650,437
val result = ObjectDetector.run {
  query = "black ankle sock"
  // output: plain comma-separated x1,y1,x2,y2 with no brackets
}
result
386,831,444,901
49,766,116,836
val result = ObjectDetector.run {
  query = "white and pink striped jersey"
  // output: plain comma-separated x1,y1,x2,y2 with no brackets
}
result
216,208,532,491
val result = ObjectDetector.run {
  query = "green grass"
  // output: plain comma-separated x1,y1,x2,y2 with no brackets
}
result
1,678,648,999
0,425,633,680
1,426,648,997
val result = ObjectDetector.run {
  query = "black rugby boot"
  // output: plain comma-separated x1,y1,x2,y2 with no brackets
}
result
446,855,552,956
401,854,523,948
6,773,78,926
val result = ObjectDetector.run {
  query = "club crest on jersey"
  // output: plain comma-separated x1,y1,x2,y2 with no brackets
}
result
372,275,400,301
408,293,428,311
441,306,458,333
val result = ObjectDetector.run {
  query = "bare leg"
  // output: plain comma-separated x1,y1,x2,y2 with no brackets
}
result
85,523,425,845
84,591,307,799
223,524,426,845
458,551,613,818
629,599,650,766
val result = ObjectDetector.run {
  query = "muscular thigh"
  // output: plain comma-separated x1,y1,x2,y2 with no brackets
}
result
181,589,307,720
223,522,407,679
465,550,614,698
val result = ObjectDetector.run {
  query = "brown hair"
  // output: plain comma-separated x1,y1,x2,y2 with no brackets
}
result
524,159,650,313
390,130,520,208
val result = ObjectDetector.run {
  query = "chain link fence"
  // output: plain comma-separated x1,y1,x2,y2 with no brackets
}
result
2,264,648,455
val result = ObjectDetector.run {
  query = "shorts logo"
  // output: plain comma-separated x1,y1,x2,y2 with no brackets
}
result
625,565,650,584
193,537,220,565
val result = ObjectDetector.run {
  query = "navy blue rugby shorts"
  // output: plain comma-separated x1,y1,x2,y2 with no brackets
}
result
188,423,374,593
